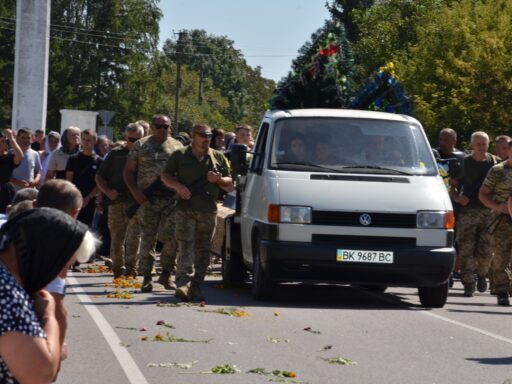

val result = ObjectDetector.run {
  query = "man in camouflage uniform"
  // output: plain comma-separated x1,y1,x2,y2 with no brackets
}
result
162,123,233,302
96,123,144,278
451,131,498,297
124,114,183,292
479,139,512,306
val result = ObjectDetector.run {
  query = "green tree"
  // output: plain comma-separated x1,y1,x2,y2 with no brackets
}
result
351,0,447,83
47,0,162,132
399,0,512,144
0,1,16,128
270,19,355,109
326,0,375,42
162,29,275,128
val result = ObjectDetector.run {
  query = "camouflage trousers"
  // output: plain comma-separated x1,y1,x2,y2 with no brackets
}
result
456,206,492,284
489,217,512,294
174,210,217,287
137,196,178,277
108,201,141,276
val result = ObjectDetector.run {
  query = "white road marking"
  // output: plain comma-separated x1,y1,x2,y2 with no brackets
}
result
419,310,512,345
366,289,512,345
67,276,149,384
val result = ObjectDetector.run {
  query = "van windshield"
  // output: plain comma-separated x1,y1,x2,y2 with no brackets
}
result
270,117,437,176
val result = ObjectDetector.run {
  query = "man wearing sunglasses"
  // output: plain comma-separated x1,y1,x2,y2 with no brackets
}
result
96,122,144,279
162,123,233,302
124,115,183,292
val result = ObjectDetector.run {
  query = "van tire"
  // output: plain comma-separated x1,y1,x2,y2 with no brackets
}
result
418,283,449,308
251,235,274,300
221,243,246,287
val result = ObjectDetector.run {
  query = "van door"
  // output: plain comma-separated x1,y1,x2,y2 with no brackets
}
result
241,121,270,265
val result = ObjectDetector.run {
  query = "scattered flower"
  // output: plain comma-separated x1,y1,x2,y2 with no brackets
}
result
248,368,297,378
303,326,321,334
210,364,240,374
274,311,280,317
147,360,198,369
197,307,250,317
152,332,211,343
321,356,357,365
266,336,290,344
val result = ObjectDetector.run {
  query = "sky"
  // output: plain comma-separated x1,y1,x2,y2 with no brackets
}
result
158,0,331,82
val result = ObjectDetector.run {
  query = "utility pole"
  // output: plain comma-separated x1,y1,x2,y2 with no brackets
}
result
174,31,187,130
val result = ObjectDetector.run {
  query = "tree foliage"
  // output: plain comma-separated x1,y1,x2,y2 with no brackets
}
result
400,0,512,143
270,19,355,109
0,2,274,138
162,29,275,130
0,1,16,128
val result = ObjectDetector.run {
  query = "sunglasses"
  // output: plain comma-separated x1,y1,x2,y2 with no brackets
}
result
127,137,139,143
153,123,170,130
195,132,213,139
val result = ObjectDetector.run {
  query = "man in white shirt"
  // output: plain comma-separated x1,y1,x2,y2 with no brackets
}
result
10,128,42,189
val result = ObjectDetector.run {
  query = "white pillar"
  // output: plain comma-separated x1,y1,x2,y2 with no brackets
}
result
60,109,98,133
11,0,51,132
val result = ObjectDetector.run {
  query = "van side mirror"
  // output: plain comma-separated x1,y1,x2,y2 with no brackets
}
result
230,144,248,177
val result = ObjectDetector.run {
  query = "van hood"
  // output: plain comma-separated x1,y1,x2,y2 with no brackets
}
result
275,171,452,212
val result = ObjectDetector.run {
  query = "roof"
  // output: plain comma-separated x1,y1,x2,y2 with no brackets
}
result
264,109,420,125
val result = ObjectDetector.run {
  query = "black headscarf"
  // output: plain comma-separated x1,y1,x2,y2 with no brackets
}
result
0,207,89,294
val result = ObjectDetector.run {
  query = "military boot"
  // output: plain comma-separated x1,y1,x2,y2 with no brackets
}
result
189,282,205,302
463,283,475,297
497,292,510,306
175,285,190,301
125,267,137,279
157,273,176,290
476,275,488,293
141,275,153,293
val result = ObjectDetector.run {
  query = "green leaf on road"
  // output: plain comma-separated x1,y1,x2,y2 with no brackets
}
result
153,332,212,343
147,360,198,369
266,336,290,344
210,364,241,374
321,356,357,365
197,307,250,317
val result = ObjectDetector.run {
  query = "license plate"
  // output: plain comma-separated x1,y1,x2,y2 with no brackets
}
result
336,249,394,264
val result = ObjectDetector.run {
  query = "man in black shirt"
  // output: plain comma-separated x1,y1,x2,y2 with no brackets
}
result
0,129,23,213
66,129,102,226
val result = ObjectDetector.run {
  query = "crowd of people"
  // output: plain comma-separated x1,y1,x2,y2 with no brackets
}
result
434,128,512,306
0,115,253,383
2,115,512,382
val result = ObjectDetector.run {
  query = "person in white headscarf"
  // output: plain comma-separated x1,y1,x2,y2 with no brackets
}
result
39,131,61,185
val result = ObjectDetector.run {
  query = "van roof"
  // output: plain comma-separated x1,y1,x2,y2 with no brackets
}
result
264,109,420,125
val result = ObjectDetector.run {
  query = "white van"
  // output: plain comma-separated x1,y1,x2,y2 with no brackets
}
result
223,109,455,308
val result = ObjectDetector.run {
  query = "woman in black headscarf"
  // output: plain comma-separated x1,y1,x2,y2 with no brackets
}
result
0,208,96,384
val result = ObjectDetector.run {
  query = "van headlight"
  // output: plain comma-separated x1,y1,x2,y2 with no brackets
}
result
417,211,454,229
268,205,311,224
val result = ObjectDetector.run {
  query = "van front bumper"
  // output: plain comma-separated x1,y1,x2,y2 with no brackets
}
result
259,240,455,287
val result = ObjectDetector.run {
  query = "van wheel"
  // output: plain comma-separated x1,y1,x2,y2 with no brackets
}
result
418,283,449,308
251,235,274,300
221,242,246,287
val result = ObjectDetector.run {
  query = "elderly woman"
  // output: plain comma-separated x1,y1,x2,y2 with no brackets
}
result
0,208,96,384
38,131,61,185
45,126,81,181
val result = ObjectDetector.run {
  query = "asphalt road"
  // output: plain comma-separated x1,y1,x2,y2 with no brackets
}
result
56,264,512,384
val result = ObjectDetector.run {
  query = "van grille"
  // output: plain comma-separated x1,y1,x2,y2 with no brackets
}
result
311,211,416,228
312,234,416,247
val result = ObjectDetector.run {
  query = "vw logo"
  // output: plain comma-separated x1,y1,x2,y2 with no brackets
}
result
359,213,372,226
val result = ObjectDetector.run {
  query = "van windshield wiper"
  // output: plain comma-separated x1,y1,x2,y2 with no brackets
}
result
274,162,345,173
340,164,413,176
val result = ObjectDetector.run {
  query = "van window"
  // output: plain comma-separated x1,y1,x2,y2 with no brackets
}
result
270,117,437,176
249,122,269,173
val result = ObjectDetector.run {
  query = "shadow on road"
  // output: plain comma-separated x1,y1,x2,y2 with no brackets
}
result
466,356,512,365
